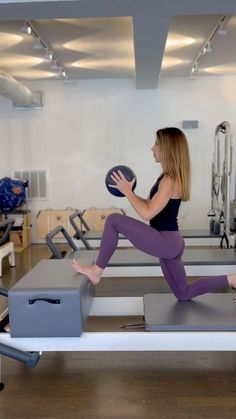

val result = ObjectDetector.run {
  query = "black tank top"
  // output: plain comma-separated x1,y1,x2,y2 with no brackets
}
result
149,174,181,231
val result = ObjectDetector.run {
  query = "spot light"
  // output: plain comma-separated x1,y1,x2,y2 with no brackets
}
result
21,22,31,34
205,42,212,53
191,62,199,75
217,23,227,35
44,48,53,60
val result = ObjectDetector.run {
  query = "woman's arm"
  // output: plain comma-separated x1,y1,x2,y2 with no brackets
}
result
110,170,173,221
132,194,150,204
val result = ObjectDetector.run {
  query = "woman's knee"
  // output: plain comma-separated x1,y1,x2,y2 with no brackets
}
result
173,288,192,301
104,213,124,227
162,273,191,301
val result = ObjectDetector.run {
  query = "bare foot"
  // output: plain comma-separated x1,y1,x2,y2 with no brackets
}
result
227,274,236,298
72,259,103,285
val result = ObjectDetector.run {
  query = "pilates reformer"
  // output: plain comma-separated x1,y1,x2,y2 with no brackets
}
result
1,259,236,390
70,210,224,249
45,225,236,277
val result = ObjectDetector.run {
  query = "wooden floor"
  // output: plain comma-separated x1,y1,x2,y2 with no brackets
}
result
0,244,236,419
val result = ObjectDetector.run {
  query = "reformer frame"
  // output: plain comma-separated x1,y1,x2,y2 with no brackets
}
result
69,210,223,248
1,269,236,390
2,296,236,353
45,225,236,277
208,121,235,247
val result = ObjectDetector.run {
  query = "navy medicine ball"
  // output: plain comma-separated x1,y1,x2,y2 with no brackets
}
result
105,165,137,197
0,177,26,212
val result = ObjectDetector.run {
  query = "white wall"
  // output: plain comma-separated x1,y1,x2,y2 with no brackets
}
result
0,75,235,241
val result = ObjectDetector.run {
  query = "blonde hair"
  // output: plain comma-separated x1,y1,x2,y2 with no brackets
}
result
156,127,191,201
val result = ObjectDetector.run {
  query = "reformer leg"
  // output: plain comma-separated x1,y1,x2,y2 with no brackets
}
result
0,242,16,277
0,343,41,390
0,354,4,391
0,343,40,368
8,243,16,268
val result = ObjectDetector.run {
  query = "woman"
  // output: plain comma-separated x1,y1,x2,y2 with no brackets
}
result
72,127,236,300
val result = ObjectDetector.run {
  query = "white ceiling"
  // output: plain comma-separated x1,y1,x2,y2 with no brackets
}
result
1,0,236,88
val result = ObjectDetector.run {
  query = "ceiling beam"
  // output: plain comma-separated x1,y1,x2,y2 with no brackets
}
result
169,0,236,15
0,0,135,20
1,0,236,20
1,0,236,19
133,11,170,89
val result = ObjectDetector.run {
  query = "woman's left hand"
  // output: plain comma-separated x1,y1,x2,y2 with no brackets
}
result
109,170,136,196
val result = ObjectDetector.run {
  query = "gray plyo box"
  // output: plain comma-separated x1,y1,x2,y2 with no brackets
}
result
9,259,94,338
144,293,236,331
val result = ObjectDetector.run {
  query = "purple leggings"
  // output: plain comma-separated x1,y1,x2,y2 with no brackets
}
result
96,214,229,301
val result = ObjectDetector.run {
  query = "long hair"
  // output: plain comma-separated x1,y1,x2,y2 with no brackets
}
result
156,127,191,201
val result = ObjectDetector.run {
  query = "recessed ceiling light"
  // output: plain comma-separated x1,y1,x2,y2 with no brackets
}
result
161,57,182,69
165,34,195,52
